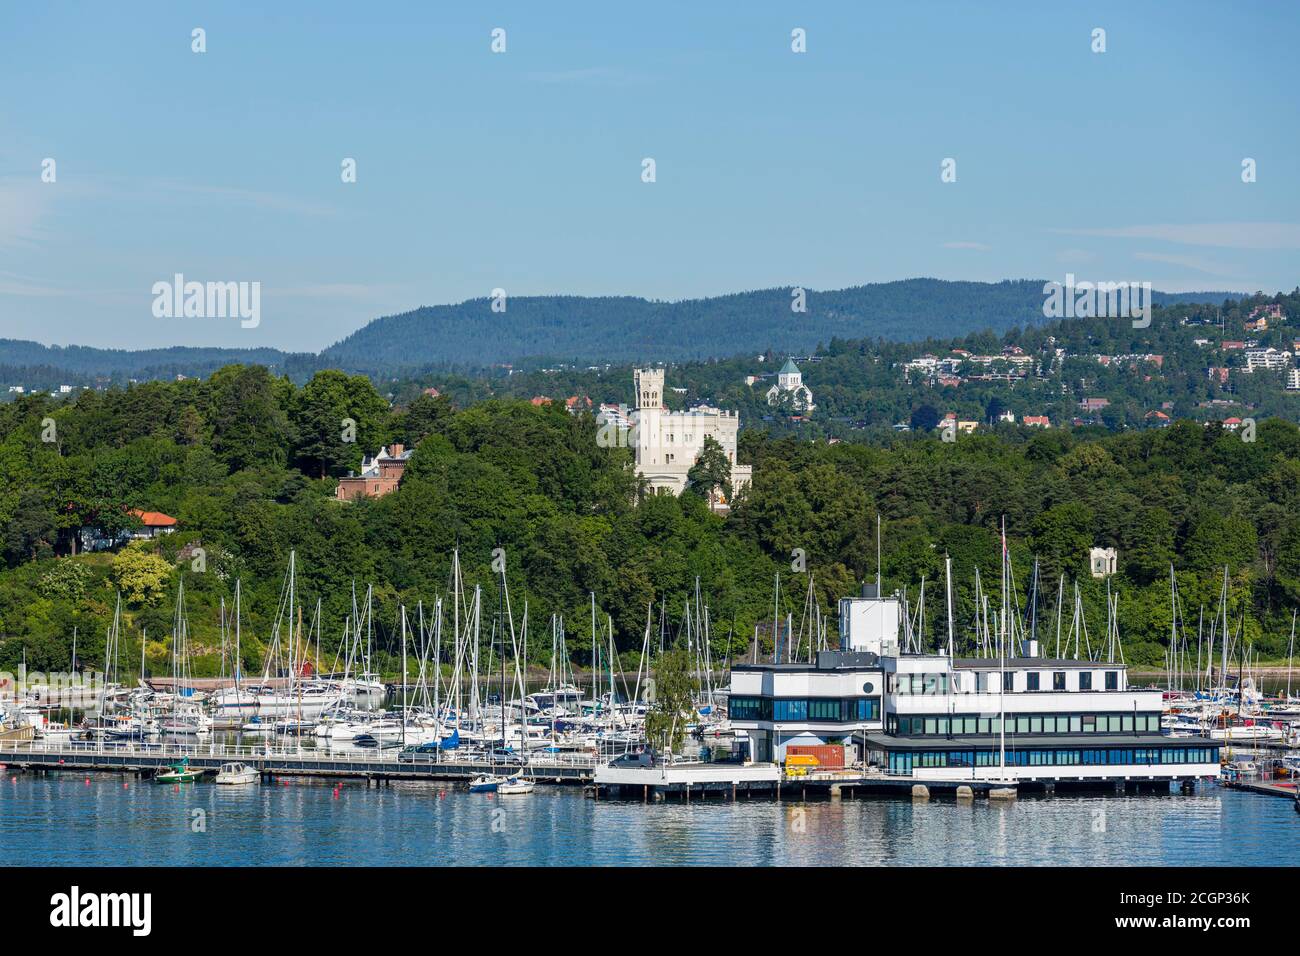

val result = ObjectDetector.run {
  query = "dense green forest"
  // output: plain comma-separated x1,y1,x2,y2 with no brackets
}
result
0,279,1231,388
1,361,1298,686
400,289,1300,436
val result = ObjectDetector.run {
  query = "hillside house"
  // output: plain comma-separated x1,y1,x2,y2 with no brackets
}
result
336,444,413,501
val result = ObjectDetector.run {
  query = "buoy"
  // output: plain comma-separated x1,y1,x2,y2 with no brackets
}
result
84,778,91,785
123,782,128,789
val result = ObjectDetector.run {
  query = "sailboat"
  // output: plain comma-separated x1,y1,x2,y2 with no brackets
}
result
155,757,202,784
468,553,535,795
495,775,535,795
159,581,212,737
988,517,1017,801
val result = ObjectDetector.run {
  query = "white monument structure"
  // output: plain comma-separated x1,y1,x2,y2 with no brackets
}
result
1089,547,1117,578
765,358,815,412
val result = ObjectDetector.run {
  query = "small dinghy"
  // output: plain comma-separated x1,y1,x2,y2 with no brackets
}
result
214,762,258,785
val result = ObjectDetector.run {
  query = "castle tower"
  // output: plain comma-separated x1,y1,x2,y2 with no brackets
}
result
632,368,664,470
634,367,664,410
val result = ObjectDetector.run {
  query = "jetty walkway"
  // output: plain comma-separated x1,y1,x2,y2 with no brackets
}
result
0,739,596,784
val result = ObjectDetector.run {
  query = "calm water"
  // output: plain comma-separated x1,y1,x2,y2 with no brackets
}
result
0,774,1294,866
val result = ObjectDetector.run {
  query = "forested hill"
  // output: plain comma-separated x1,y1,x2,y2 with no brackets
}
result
0,341,317,389
319,280,1231,374
0,280,1233,386
2,370,1298,675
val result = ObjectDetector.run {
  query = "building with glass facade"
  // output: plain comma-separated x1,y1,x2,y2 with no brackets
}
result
865,653,1221,785
727,650,883,763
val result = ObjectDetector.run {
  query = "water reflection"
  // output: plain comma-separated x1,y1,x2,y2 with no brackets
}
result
1,774,1290,867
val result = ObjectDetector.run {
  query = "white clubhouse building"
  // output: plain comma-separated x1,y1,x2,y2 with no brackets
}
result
729,585,1220,788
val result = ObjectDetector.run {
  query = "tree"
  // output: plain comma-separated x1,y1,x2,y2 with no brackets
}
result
3,490,58,565
685,436,732,503
910,404,940,432
644,647,699,754
400,393,454,447
1030,501,1094,584
290,370,390,478
37,559,92,602
110,544,173,605
207,365,291,472
985,396,1008,425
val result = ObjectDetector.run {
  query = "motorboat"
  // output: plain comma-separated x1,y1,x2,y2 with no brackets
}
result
214,762,259,785
1209,722,1285,742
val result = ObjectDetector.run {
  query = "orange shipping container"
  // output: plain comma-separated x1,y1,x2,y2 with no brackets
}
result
786,744,845,769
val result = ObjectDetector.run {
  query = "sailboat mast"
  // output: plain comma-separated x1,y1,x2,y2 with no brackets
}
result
999,517,1007,779
401,605,408,748
1287,609,1296,701
944,555,954,657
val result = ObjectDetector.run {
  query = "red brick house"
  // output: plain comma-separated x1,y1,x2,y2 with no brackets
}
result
335,444,413,501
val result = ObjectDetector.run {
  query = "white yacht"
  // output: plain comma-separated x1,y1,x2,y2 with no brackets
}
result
214,762,259,785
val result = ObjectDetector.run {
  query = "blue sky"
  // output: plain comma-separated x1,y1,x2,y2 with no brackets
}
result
1,1,1297,351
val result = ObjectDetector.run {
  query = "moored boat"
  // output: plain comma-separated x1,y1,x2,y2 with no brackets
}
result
496,775,534,795
214,762,259,785
154,759,203,784
468,774,502,793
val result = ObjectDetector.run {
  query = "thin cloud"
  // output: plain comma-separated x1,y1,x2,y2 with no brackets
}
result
1133,251,1240,278
0,271,68,297
154,181,336,217
1055,248,1097,263
1051,222,1300,250
0,178,57,249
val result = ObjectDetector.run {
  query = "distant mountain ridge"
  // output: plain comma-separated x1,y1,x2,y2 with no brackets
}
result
0,279,1238,385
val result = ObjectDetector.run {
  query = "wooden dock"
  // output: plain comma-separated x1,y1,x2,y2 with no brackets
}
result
1221,777,1298,800
0,740,596,784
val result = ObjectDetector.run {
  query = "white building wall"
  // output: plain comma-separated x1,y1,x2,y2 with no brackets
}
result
632,368,751,497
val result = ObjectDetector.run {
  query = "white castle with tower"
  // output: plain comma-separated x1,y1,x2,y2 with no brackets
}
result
630,367,752,506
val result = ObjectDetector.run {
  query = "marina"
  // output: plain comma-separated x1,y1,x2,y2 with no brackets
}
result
3,544,1299,814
